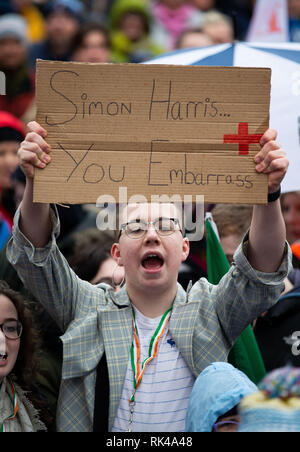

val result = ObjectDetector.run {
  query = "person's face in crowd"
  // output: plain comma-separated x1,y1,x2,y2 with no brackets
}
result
90,256,125,291
191,0,215,11
0,141,19,189
281,192,300,244
0,294,21,383
46,11,79,46
119,12,147,41
288,0,300,18
178,31,213,48
73,30,110,63
112,203,189,296
0,37,26,70
220,234,241,265
202,22,234,43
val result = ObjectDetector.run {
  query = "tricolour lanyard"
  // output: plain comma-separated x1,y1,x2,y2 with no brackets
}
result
0,377,18,432
129,306,172,404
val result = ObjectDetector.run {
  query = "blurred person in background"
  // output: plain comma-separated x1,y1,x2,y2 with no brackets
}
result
216,0,252,40
109,0,163,62
0,14,36,123
176,27,213,48
0,280,51,431
281,191,300,268
210,204,253,265
67,227,125,289
202,10,234,43
254,266,300,372
29,0,83,68
71,22,111,62
189,0,251,40
288,0,300,41
10,0,46,43
0,111,25,237
281,191,300,245
150,0,204,51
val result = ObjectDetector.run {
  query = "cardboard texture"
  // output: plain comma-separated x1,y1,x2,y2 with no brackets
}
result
34,60,271,204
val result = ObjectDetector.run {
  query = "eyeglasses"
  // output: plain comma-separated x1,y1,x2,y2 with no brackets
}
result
0,320,23,340
212,420,239,432
119,217,182,239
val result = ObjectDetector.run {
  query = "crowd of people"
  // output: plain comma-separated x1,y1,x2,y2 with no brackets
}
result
0,0,300,434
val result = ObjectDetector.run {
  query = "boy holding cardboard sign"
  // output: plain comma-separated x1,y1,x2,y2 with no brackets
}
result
7,120,291,432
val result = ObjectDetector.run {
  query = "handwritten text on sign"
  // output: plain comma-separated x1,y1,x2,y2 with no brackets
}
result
34,61,271,204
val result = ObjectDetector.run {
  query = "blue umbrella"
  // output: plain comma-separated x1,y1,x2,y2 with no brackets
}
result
146,42,300,193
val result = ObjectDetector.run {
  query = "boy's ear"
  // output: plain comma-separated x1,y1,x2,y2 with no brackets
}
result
111,243,123,266
181,237,190,262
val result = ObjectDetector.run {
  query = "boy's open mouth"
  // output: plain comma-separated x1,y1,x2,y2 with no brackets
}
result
142,253,164,270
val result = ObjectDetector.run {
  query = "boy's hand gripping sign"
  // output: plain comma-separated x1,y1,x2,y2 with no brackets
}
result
34,60,271,204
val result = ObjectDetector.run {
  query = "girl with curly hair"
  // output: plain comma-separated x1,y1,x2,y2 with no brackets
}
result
0,280,48,432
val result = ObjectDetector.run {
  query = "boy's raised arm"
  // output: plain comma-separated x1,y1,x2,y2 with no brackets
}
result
248,128,289,273
18,121,52,247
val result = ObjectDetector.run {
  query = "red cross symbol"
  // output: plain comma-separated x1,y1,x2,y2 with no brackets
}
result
223,122,263,155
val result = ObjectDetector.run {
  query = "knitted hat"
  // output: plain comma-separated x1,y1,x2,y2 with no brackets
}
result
0,111,26,143
238,366,300,432
109,0,151,30
0,14,27,44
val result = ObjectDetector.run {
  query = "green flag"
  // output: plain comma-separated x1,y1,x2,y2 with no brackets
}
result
205,213,266,385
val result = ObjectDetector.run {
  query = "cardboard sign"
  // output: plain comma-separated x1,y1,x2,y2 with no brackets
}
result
34,60,271,204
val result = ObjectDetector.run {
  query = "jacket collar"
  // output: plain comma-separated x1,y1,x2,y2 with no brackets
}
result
109,280,190,309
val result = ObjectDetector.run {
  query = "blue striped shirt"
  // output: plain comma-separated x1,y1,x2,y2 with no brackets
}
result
112,307,195,432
